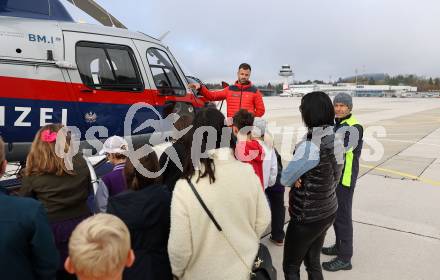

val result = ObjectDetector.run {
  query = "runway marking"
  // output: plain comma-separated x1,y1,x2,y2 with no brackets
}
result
352,220,440,241
366,138,440,147
360,164,440,187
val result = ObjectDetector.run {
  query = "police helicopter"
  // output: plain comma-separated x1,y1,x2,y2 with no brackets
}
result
0,0,211,166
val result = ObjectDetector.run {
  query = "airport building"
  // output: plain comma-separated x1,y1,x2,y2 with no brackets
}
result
281,83,417,97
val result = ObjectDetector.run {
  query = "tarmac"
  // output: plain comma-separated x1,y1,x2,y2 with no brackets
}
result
256,97,440,280
3,96,439,279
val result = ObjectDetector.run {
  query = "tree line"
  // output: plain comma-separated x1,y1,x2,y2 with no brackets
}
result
341,74,440,91
205,74,440,92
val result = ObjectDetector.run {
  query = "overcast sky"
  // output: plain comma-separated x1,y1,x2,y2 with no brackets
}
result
71,0,440,84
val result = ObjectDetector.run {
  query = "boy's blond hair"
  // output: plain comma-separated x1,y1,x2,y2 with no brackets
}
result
68,214,131,278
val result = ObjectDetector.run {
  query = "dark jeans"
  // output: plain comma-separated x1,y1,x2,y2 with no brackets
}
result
265,189,286,241
334,183,355,261
283,214,336,280
51,215,89,279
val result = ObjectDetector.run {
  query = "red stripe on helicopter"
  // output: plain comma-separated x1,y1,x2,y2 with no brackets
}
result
0,76,204,107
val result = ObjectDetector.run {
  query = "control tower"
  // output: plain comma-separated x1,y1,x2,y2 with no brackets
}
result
279,65,293,91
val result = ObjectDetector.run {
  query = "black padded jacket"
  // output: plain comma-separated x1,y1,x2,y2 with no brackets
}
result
288,131,344,223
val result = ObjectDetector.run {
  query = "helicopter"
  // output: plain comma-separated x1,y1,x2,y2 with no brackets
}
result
0,0,211,163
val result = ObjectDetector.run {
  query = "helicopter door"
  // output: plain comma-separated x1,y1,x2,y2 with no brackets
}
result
63,32,150,138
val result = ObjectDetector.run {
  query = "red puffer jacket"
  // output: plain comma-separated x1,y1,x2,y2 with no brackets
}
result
200,81,265,117
235,139,265,189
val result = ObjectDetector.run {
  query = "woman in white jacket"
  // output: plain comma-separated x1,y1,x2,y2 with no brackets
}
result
168,108,271,280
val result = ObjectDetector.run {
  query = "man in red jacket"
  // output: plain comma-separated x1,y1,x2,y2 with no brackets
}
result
189,63,266,118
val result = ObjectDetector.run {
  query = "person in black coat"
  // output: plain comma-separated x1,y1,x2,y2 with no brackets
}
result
281,92,344,280
107,150,173,280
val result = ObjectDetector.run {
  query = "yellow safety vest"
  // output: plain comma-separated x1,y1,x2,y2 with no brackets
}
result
340,115,360,188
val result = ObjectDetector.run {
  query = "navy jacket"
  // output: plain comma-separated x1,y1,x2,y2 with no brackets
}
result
107,184,173,280
0,187,59,279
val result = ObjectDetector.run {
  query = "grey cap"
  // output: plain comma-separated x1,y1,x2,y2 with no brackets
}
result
333,93,353,110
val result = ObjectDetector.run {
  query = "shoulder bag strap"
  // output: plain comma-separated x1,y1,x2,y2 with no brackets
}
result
186,178,222,231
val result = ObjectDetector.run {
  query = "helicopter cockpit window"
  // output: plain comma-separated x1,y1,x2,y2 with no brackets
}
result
0,0,73,21
146,48,186,96
0,0,48,14
76,42,143,92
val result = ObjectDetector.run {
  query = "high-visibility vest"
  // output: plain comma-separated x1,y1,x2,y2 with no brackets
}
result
340,115,360,188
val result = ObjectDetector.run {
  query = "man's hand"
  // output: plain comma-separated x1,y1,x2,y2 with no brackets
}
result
188,83,201,90
294,179,302,189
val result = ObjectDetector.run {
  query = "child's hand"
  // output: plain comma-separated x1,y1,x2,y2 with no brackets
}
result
294,179,302,189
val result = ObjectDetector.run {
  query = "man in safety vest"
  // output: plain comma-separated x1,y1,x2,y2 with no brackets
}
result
188,63,265,118
322,92,363,272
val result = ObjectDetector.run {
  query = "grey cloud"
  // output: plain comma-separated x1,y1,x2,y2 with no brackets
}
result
97,0,440,83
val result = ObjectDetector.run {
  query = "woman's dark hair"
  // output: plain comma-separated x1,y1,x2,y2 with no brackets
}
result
300,91,335,128
174,115,193,132
173,114,194,144
125,151,162,191
181,108,232,184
